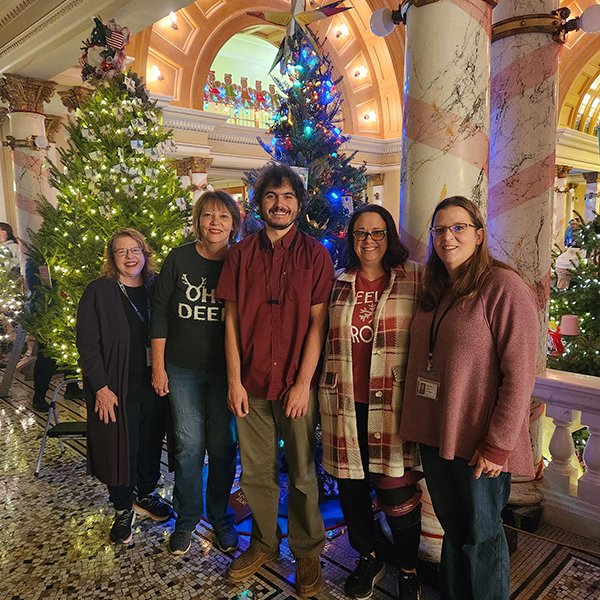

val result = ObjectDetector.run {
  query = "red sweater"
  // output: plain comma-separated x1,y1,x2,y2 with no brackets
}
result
400,267,537,477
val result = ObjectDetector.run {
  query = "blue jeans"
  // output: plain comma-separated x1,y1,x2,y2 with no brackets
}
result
420,444,511,600
166,363,237,532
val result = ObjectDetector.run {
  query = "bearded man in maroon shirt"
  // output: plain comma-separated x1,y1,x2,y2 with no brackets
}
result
216,163,334,598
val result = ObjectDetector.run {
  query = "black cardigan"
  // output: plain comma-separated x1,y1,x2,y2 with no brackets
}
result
76,277,136,487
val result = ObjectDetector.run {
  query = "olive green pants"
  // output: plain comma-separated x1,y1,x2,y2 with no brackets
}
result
236,391,325,558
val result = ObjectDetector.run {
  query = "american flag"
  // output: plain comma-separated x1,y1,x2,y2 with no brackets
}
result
106,30,125,50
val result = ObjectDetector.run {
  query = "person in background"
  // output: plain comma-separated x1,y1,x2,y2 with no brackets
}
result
76,228,172,545
400,197,538,600
0,222,21,273
564,218,580,247
151,191,241,556
319,205,423,600
216,163,334,598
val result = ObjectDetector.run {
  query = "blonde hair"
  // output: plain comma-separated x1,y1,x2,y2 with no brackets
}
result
101,228,156,282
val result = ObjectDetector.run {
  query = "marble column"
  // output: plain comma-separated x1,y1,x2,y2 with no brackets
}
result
582,171,599,223
488,0,560,483
44,115,64,207
189,157,213,202
0,74,56,245
554,165,572,250
0,107,12,224
400,0,494,261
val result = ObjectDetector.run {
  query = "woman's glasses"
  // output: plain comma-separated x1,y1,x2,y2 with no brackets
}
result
352,230,387,242
114,247,143,257
429,223,478,237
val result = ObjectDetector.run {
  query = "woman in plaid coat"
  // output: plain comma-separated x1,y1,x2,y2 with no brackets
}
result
318,205,423,600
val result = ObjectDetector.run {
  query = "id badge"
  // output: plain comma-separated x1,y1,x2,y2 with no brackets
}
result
146,346,152,367
416,367,441,400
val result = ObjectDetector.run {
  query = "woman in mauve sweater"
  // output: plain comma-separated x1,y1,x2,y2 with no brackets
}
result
400,196,538,600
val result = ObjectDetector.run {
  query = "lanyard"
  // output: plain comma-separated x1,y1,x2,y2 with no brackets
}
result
427,296,455,371
118,280,151,331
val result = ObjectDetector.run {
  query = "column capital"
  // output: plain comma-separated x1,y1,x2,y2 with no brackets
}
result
190,157,213,173
44,115,64,144
58,87,91,112
556,165,573,179
368,173,385,186
175,158,193,176
0,74,56,114
567,182,579,192
582,171,600,184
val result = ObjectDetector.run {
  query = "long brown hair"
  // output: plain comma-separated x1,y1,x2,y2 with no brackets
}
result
420,196,513,311
192,190,241,244
101,228,156,282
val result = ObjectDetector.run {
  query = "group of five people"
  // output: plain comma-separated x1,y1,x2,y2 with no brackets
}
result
75,163,537,600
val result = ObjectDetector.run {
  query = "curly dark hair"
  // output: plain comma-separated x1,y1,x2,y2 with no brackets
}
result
252,163,309,220
342,204,409,271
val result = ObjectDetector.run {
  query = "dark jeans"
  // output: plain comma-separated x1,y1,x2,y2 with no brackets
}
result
420,444,511,600
107,383,166,511
166,363,236,532
337,402,421,570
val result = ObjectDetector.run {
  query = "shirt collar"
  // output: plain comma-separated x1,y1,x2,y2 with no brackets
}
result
259,224,298,251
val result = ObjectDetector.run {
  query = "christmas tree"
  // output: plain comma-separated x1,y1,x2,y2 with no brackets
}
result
23,20,191,370
244,35,366,262
548,213,600,377
0,250,25,356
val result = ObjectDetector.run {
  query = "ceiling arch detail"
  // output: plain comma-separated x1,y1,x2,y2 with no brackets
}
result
127,0,405,140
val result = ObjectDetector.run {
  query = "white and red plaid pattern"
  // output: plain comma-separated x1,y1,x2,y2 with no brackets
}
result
318,262,422,479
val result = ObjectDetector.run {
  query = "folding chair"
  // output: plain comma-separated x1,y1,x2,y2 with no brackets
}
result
34,379,87,476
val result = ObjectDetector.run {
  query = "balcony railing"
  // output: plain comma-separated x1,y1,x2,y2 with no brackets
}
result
534,369,600,540
203,70,280,129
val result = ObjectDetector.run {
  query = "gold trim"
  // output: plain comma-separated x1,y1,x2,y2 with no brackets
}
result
492,14,562,43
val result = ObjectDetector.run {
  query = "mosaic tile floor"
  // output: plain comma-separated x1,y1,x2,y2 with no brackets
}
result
2,369,600,600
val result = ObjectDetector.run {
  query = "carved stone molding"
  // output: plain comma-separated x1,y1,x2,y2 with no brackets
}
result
556,165,573,179
44,115,64,143
190,157,213,173
368,173,385,186
58,87,91,112
175,158,193,176
0,74,56,114
567,182,579,192
0,107,8,127
582,171,600,185
175,156,213,175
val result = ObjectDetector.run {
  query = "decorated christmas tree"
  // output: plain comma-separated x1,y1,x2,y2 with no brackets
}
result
0,249,25,356
24,19,191,370
244,32,366,262
548,212,600,377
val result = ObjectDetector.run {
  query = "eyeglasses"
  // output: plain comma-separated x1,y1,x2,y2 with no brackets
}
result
114,247,143,257
429,223,478,237
263,191,297,202
352,230,387,242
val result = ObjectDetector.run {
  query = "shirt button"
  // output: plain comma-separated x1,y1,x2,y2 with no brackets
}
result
273,361,277,366
377,349,384,355
375,391,383,397
374,432,381,439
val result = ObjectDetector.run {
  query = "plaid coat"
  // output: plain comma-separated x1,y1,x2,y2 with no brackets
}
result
318,262,421,479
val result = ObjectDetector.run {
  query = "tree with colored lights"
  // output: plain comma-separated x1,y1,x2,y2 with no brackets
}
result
548,213,600,377
245,36,367,261
24,70,191,369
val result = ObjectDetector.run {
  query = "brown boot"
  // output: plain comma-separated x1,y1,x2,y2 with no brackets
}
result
295,556,323,598
226,545,279,582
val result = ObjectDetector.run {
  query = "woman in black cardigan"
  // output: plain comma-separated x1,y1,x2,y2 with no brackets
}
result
76,227,172,545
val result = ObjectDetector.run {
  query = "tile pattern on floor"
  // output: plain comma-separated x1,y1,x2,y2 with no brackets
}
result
1,371,600,599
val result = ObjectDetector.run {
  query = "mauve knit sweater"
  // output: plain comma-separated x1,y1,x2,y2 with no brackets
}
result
400,267,538,477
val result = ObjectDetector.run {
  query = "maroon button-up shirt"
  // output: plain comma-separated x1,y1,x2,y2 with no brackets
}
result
216,225,334,400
